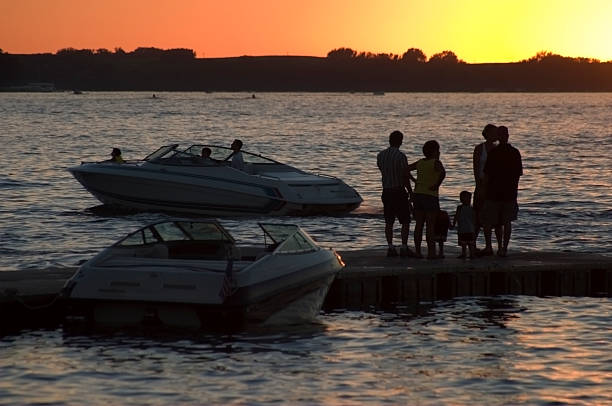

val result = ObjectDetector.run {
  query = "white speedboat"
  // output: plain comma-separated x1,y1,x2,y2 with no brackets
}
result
63,219,344,327
68,144,362,216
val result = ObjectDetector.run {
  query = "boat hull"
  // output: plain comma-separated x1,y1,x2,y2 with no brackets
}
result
65,273,336,329
69,163,362,216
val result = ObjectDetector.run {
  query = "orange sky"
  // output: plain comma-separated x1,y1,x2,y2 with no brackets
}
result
1,0,611,63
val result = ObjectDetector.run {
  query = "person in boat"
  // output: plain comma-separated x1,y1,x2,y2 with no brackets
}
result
108,147,125,164
377,130,414,258
227,139,245,171
473,124,498,254
201,147,212,159
200,147,219,164
407,140,446,259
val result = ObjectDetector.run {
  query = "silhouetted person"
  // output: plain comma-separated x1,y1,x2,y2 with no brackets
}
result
201,147,212,159
482,126,523,257
473,124,498,255
377,130,413,257
452,191,477,259
227,139,245,171
408,140,446,259
109,147,125,164
433,209,450,258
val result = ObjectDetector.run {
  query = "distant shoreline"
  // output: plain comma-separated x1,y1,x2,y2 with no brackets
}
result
2,49,611,92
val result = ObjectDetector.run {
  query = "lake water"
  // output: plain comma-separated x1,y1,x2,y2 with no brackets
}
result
1,92,611,404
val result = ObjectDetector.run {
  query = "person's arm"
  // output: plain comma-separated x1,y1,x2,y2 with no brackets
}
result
430,160,446,191
451,207,459,228
403,170,414,197
473,145,481,184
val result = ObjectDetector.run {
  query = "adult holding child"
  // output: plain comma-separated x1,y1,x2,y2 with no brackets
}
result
473,124,498,255
482,126,523,257
408,140,446,259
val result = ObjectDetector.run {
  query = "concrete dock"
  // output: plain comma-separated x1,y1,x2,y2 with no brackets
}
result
327,249,612,310
1,250,611,330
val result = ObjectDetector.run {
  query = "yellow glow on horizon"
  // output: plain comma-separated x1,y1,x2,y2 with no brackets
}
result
1,0,611,63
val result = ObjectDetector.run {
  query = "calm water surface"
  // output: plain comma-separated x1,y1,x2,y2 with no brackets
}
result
1,92,611,404
1,92,612,272
1,296,611,405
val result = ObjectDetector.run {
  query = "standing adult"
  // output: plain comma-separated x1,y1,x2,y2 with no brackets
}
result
482,126,523,257
377,130,413,257
408,140,446,259
473,124,498,254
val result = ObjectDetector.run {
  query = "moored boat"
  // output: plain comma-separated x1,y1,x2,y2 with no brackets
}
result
68,144,362,216
63,219,344,327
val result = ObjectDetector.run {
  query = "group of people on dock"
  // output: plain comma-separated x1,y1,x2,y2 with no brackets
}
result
377,125,523,259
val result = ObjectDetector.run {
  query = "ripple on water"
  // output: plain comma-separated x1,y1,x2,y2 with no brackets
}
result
0,296,610,404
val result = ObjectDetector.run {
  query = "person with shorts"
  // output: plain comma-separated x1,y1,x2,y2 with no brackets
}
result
377,130,414,257
473,124,498,253
481,126,523,257
433,209,450,258
452,191,477,259
407,140,446,259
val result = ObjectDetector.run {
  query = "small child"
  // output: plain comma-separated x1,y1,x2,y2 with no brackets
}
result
433,210,450,258
452,191,476,259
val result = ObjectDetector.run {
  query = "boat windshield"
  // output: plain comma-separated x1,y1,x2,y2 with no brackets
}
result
259,223,318,253
143,144,179,161
183,145,279,164
116,220,234,247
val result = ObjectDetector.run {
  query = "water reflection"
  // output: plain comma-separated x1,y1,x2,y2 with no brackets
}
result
1,296,610,405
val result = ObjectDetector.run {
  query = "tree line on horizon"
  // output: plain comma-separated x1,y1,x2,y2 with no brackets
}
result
1,46,611,92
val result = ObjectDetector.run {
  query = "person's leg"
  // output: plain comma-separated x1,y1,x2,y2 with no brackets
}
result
401,222,410,246
480,200,497,255
385,221,394,246
468,242,476,258
400,222,413,256
413,210,425,258
383,190,399,257
425,210,437,258
458,243,467,258
482,225,493,254
398,192,412,257
502,221,512,255
500,201,517,256
438,241,444,258
473,185,484,250
494,225,503,255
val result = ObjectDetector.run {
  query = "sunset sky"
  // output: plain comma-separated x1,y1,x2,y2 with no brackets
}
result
2,0,611,63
